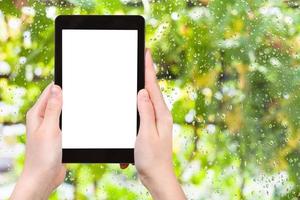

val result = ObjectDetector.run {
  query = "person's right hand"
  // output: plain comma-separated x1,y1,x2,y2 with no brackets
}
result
121,50,186,200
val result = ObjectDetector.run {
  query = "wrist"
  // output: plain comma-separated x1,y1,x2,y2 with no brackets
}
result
139,168,185,200
139,167,176,188
11,171,51,200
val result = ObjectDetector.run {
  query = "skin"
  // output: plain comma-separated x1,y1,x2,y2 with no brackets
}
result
10,50,186,200
11,84,65,200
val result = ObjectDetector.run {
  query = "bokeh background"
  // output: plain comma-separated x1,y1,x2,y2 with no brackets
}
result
0,0,300,199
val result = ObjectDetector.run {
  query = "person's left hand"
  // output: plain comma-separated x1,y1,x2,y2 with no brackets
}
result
11,83,66,200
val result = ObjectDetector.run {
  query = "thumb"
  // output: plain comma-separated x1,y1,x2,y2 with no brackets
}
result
42,84,62,132
137,89,156,136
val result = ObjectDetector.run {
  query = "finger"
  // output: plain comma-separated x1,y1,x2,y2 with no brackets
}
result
120,163,129,169
32,83,53,116
26,83,53,134
145,49,169,117
41,84,62,134
145,49,172,136
53,165,67,189
137,89,157,136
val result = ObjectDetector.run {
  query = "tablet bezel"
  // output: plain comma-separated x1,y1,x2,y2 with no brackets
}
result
55,15,145,163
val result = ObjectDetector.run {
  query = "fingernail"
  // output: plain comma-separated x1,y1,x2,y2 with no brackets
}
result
51,85,60,97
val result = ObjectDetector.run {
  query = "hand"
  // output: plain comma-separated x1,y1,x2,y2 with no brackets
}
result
11,84,66,200
121,50,186,200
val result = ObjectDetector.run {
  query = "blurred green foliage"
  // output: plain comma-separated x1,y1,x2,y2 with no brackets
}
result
0,0,300,199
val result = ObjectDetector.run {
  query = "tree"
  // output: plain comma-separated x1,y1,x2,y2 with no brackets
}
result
0,0,299,199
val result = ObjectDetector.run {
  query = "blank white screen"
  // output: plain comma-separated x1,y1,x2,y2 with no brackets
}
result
62,29,137,148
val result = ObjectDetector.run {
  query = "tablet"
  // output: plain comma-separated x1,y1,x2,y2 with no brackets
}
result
55,15,145,163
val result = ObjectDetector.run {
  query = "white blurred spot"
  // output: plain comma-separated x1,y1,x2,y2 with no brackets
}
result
284,16,293,25
19,57,27,65
188,7,210,20
0,61,10,75
34,67,42,76
25,65,33,81
270,57,281,67
8,18,21,30
23,31,32,48
0,11,8,41
46,6,56,20
214,91,223,100
202,87,212,97
0,103,19,117
222,85,238,97
171,12,180,21
231,9,238,16
259,6,282,18
22,6,35,16
206,124,216,134
1,124,25,136
185,109,196,123
149,18,158,27
283,94,289,99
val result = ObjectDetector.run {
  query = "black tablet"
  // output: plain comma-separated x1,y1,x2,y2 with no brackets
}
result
55,15,145,163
